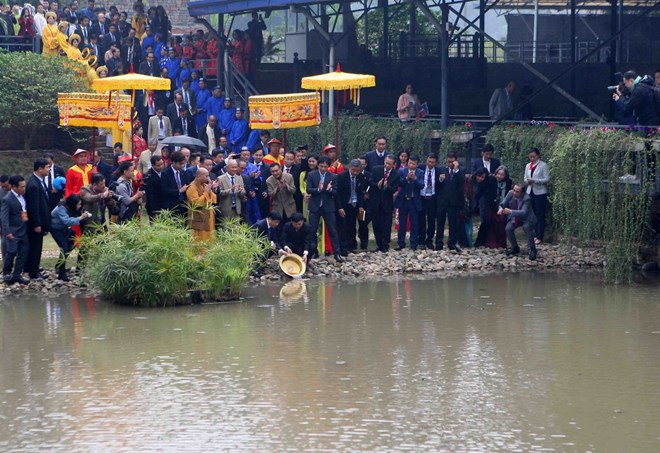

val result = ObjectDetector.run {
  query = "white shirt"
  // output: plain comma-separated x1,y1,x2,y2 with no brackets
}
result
11,190,26,211
483,159,491,173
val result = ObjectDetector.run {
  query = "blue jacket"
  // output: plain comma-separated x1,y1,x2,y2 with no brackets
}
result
50,205,81,231
228,118,249,151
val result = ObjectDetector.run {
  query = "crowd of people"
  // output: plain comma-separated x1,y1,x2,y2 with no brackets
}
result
1,0,267,83
0,136,550,285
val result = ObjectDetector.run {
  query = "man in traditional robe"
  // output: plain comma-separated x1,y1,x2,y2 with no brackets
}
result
186,167,219,241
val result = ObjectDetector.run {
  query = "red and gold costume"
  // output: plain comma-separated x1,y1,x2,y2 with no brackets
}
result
65,163,96,197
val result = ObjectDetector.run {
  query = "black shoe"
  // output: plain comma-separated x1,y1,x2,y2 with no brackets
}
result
394,246,405,251
340,250,349,257
474,241,484,248
411,247,417,251
11,277,30,285
529,248,537,261
426,242,434,249
57,273,70,282
334,254,345,263
434,244,443,251
2,274,10,284
418,244,426,250
505,247,520,256
449,245,462,254
29,272,46,280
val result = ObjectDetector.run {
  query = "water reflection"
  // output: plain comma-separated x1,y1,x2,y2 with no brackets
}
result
0,274,659,451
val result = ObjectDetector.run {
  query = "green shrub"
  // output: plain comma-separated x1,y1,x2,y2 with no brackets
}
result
79,213,268,306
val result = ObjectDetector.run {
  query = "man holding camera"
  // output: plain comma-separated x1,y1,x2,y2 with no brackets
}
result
612,71,659,126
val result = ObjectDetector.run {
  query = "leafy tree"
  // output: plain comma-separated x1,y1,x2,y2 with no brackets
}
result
0,51,89,151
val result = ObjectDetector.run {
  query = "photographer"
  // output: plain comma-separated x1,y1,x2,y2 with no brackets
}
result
114,161,144,223
613,71,659,126
80,173,117,232
50,195,92,281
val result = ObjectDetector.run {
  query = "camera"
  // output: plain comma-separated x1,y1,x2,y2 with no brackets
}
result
607,72,624,93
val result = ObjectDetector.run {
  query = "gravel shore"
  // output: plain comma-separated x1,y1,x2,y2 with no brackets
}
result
0,244,605,296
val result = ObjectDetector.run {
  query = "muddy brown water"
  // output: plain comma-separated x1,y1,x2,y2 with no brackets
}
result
0,273,659,451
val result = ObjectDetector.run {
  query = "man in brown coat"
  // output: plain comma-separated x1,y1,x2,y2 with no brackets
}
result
266,163,296,224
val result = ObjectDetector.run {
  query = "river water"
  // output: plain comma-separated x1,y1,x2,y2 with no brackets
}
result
0,273,658,452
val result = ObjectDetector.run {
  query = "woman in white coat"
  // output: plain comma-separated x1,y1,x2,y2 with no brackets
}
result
523,147,550,244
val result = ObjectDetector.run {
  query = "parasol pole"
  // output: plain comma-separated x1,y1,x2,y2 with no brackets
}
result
131,89,136,158
91,127,96,154
283,129,288,150
328,42,335,119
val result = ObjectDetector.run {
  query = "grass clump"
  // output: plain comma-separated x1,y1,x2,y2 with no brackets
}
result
79,212,268,306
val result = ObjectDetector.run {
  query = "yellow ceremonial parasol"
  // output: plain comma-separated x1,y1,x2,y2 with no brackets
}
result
301,63,376,152
92,73,171,155
301,64,375,105
92,73,171,92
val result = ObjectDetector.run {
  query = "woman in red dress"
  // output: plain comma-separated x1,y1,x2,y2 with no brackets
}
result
230,30,245,73
132,123,147,159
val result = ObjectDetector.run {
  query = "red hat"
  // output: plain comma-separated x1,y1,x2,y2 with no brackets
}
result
267,138,282,146
72,148,88,157
117,154,133,163
322,144,337,153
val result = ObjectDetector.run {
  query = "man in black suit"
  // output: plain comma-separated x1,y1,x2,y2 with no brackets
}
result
251,211,283,256
76,15,92,48
363,136,389,172
336,159,368,255
306,156,343,261
93,149,113,183
471,143,501,175
91,12,108,39
280,212,315,262
166,93,185,127
102,23,121,55
199,115,222,150
368,155,400,252
172,106,197,138
44,153,66,211
0,176,30,284
436,151,465,253
498,183,538,260
251,148,271,219
138,52,159,77
121,33,141,71
145,155,165,220
25,158,52,279
357,156,371,250
418,153,440,249
160,150,191,217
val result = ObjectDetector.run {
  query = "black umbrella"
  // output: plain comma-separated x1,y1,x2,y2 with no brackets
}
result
160,136,207,150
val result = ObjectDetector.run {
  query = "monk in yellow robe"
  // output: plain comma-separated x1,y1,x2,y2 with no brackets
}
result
41,12,60,55
186,168,219,241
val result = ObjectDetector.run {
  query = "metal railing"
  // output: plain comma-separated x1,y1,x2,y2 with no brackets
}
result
223,49,258,111
0,35,41,53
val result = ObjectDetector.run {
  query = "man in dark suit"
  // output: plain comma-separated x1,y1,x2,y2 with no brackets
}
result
44,153,66,211
25,158,52,279
306,156,343,261
0,175,30,284
395,155,424,250
166,93,185,127
471,143,502,175
145,155,165,220
160,150,191,217
473,167,498,248
102,23,121,55
498,183,538,260
368,155,400,252
199,115,222,150
363,136,389,172
436,152,464,253
93,149,113,183
280,212,315,262
251,148,271,219
138,52,159,77
174,79,197,115
172,106,197,138
418,153,440,249
251,211,283,256
357,157,371,251
76,15,92,48
335,159,368,255
121,34,141,71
